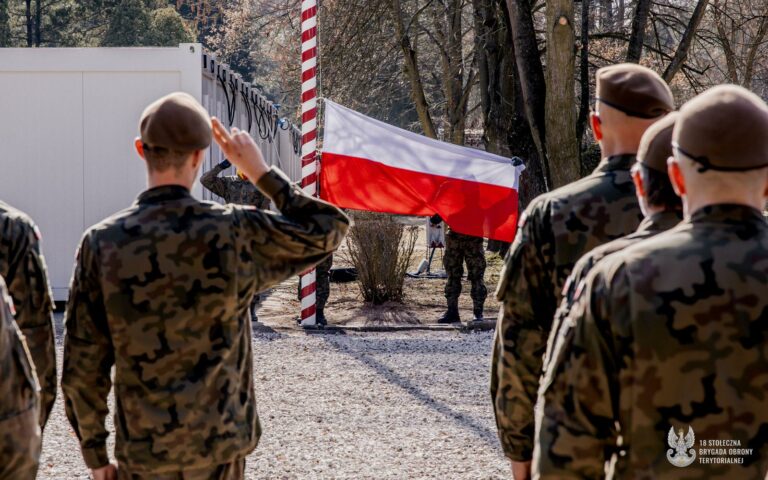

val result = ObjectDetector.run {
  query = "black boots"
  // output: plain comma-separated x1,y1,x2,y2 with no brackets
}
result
316,310,327,326
438,306,461,324
473,306,484,321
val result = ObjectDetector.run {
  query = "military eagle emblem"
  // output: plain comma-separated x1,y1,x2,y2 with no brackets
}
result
666,426,696,467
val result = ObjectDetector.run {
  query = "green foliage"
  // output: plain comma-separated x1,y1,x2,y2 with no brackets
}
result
148,7,195,46
101,0,152,46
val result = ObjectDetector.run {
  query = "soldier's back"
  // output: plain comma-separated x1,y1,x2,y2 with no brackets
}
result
525,154,642,305
78,186,261,470
606,204,768,478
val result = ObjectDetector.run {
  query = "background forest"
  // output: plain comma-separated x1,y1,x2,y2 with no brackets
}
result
1,0,766,203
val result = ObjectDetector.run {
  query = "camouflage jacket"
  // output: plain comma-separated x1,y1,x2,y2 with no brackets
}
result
0,275,39,435
492,154,642,460
200,162,268,207
536,204,768,479
542,209,682,374
62,167,349,473
0,201,56,429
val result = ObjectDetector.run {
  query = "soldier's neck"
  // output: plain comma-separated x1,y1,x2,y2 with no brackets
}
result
599,136,640,158
147,170,195,191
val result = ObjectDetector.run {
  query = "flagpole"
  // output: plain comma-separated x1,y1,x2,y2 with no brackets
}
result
299,0,319,327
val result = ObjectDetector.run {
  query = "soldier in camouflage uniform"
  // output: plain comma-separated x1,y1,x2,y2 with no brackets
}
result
491,64,674,478
0,201,56,430
536,85,768,478
61,92,349,480
0,276,41,480
438,228,487,323
541,112,682,376
201,159,269,323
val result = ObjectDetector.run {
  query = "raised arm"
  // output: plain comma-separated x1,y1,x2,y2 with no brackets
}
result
61,234,114,470
200,159,232,198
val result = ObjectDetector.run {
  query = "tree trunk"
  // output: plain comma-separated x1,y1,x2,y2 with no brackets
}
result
390,0,437,139
504,0,550,190
577,0,590,145
545,0,579,187
662,0,709,82
34,0,41,47
25,0,33,47
435,0,467,145
626,0,652,62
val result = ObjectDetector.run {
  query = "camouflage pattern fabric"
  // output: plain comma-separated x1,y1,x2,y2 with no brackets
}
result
62,167,349,473
536,204,768,479
200,162,269,208
202,163,269,318
444,230,487,310
316,254,333,313
0,276,41,480
542,209,682,374
491,154,643,461
118,458,245,480
0,201,56,429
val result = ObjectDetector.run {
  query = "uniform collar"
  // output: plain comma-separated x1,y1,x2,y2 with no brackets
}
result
137,185,192,204
593,154,636,173
637,209,683,233
689,204,767,227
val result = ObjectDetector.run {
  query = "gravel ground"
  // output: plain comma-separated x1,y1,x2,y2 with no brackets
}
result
39,316,510,479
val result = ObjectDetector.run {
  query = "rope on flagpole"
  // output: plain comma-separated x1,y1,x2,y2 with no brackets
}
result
299,0,319,327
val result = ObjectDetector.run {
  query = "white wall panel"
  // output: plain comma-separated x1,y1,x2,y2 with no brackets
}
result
0,72,84,299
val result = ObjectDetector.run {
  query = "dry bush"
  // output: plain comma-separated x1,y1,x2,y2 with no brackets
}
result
345,212,418,305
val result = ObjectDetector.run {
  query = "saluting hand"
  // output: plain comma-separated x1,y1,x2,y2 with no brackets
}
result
212,117,269,183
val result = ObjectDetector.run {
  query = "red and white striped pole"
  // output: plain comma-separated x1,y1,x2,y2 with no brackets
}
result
299,0,319,326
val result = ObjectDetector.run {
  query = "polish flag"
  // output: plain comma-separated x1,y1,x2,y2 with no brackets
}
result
319,101,525,242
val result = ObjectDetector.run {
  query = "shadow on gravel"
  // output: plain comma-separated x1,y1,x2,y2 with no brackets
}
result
319,335,499,449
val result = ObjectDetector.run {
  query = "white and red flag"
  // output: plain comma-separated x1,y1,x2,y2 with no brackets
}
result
320,101,525,242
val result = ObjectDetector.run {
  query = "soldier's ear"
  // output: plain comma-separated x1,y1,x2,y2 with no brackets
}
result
134,138,146,160
667,157,687,197
190,149,204,170
631,169,646,197
590,112,603,142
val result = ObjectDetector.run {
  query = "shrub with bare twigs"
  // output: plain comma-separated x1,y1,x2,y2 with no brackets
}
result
344,212,418,305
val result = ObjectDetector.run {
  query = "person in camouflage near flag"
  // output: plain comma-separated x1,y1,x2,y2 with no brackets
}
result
61,92,349,480
541,112,682,377
438,228,487,324
491,64,675,479
0,201,56,431
536,84,768,479
201,158,269,323
0,275,41,480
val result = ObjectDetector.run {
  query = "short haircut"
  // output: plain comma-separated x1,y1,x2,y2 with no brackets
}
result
637,163,682,210
143,144,193,172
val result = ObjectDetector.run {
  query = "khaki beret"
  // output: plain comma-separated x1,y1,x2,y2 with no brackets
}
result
673,85,768,172
140,92,211,152
637,112,678,172
596,63,674,118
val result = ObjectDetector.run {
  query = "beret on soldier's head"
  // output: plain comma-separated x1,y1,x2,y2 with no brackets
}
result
638,111,678,172
140,92,212,152
673,84,768,172
596,63,674,118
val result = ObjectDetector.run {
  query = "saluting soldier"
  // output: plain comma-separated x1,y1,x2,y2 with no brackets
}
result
0,276,41,480
491,63,674,478
0,201,57,430
61,92,349,480
201,159,269,323
542,112,682,375
536,84,768,479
